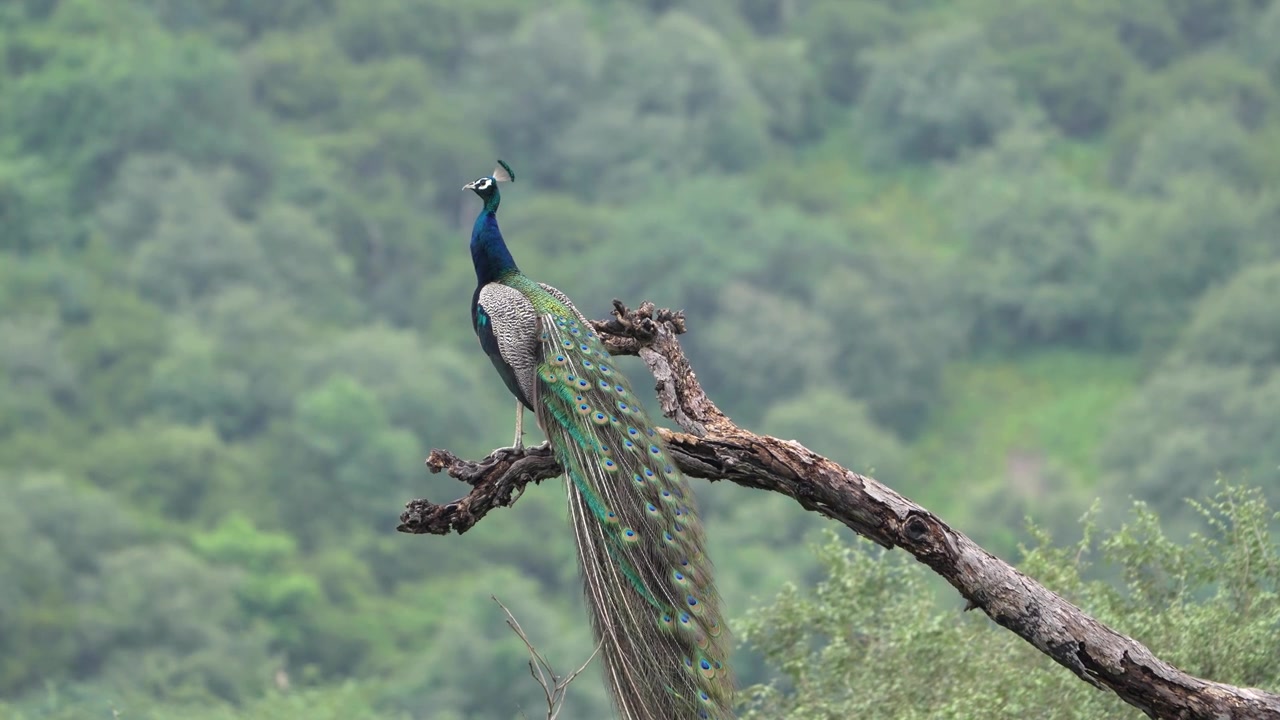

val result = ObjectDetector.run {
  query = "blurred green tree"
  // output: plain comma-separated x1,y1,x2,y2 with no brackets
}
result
744,39,824,142
79,422,245,520
792,0,904,105
333,0,521,70
2,1,272,208
147,288,307,439
555,12,769,198
0,475,140,695
1098,175,1272,352
700,281,837,411
1102,365,1280,515
986,2,1135,137
860,24,1021,164
938,124,1110,350
761,389,905,478
1163,0,1255,47
1173,262,1280,370
812,253,970,438
0,153,79,253
77,545,277,704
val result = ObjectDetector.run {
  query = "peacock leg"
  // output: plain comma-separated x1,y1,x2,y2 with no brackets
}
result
510,407,549,453
506,401,542,504
490,401,527,458
512,400,524,449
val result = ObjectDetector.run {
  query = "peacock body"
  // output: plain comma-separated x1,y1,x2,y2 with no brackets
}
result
464,162,733,720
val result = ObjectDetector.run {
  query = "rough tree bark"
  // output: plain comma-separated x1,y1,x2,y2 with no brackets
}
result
398,300,1280,720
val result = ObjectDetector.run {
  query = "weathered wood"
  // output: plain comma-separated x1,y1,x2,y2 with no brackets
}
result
398,300,1280,720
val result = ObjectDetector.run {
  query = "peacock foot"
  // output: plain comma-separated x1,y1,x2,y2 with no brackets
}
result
487,444,524,459
486,439,549,460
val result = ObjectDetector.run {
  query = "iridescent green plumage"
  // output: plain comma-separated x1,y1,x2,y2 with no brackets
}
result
466,163,733,719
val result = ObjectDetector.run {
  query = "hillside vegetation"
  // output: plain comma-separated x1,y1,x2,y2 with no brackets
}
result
2,0,1279,718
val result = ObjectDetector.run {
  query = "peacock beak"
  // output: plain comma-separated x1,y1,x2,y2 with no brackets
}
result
462,181,477,191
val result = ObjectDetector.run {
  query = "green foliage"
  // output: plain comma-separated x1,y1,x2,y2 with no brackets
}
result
1173,261,1280,369
908,353,1139,539
80,422,245,519
247,31,352,121
193,515,325,657
739,484,1280,718
4,0,1280,716
1163,0,1256,47
1125,50,1274,131
793,0,905,105
0,153,79,252
379,572,612,719
1245,2,1280,85
939,124,1111,349
986,2,1136,137
1101,364,1280,514
0,475,227,698
552,12,771,198
861,24,1021,164
811,250,969,438
333,0,522,70
701,281,837,407
80,545,277,704
760,389,905,479
0,479,81,694
1099,175,1274,351
1102,261,1280,517
2,1,272,208
1123,102,1260,192
743,39,824,142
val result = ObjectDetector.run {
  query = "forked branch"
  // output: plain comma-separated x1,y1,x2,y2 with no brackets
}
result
493,596,601,720
399,300,1280,720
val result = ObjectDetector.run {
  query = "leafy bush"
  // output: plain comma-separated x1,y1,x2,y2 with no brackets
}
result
740,483,1280,718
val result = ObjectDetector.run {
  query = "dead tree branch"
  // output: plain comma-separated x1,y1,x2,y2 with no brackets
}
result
399,300,1280,720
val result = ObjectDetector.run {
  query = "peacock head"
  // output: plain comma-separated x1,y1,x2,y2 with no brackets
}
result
463,160,515,203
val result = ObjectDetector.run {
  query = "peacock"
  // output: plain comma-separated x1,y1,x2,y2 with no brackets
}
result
463,161,734,720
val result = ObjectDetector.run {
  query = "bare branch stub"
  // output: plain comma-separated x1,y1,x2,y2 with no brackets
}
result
397,446,561,535
593,299,731,437
399,301,1280,720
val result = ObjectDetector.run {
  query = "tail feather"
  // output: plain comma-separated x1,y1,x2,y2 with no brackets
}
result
532,310,733,720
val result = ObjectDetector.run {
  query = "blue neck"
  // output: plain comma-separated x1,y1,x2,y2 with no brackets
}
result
470,195,519,285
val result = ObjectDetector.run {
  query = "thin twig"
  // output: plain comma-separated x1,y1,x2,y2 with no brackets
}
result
492,596,603,720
